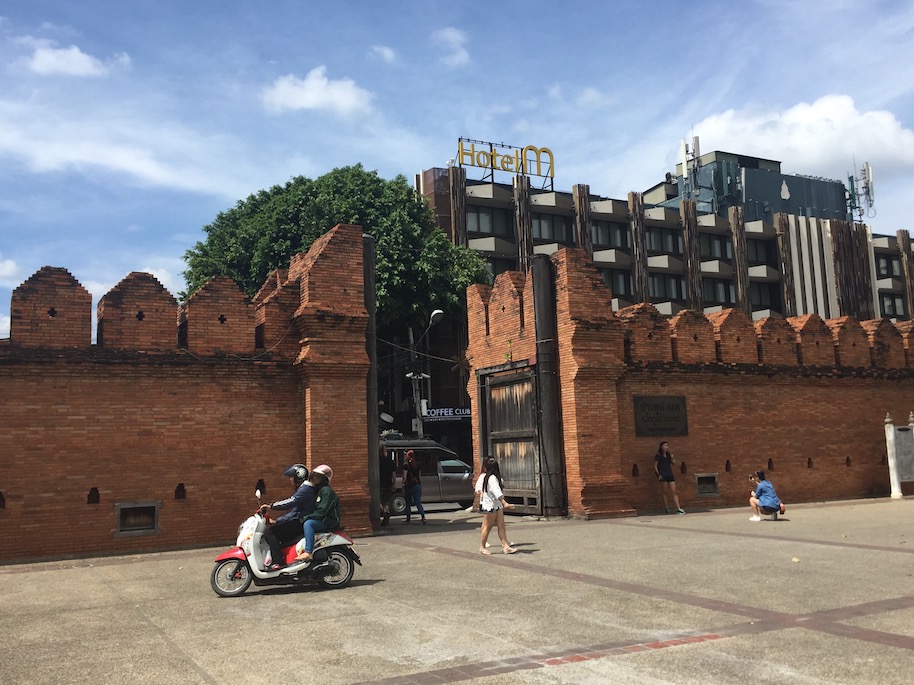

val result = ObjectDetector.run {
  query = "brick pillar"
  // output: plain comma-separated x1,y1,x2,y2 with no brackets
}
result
291,224,371,535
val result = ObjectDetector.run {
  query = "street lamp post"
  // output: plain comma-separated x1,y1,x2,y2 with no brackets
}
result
406,309,443,437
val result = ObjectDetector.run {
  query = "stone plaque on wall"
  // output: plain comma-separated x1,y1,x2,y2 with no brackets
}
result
634,396,688,436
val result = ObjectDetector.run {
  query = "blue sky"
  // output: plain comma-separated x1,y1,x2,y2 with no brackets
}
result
2,0,914,337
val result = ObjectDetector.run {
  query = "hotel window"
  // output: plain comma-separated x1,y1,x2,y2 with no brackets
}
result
750,282,782,311
702,278,736,305
646,227,683,255
467,206,512,237
532,213,574,243
591,220,630,249
880,293,905,318
748,239,779,266
600,269,633,297
485,258,517,283
700,234,733,260
648,274,686,300
876,254,901,278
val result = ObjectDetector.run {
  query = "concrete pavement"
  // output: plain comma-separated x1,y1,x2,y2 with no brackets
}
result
2,498,914,684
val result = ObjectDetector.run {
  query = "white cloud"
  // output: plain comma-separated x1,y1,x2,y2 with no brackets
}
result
432,27,469,67
0,99,254,199
17,38,130,77
82,278,114,300
0,313,9,339
260,66,373,116
370,45,396,64
0,253,19,287
140,265,183,298
692,95,914,181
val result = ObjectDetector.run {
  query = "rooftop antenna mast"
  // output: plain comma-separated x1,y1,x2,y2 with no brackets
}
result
847,160,875,222
680,135,701,200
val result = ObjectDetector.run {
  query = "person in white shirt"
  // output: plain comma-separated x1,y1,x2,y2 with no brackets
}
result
476,457,516,555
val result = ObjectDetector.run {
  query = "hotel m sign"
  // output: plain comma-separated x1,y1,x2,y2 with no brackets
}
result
457,138,555,179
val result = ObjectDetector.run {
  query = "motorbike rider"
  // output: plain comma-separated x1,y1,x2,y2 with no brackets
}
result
262,464,316,569
295,464,340,563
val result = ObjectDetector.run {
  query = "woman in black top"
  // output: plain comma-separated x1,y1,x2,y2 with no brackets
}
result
654,441,685,514
402,450,427,524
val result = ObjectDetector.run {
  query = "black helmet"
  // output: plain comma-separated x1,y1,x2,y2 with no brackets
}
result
283,464,308,485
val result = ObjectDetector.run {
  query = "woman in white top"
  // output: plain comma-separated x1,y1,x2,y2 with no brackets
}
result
477,457,516,555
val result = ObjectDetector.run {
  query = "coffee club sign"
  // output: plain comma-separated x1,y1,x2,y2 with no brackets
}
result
422,406,471,423
457,137,555,180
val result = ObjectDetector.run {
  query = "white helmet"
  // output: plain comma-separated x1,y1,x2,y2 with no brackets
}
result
312,464,333,482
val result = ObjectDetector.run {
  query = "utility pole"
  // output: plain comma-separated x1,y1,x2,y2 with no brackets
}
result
406,310,443,437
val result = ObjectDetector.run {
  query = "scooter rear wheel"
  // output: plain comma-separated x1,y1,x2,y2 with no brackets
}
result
317,550,355,589
211,559,253,597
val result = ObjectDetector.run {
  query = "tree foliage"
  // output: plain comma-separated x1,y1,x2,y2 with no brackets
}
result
182,165,489,339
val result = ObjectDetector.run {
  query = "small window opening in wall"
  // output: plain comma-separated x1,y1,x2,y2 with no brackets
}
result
696,473,719,497
881,454,887,465
808,458,814,469
846,456,852,467
255,323,265,349
115,502,160,535
631,464,640,477
256,479,266,496
0,492,5,509
218,314,227,324
680,461,687,475
48,307,57,318
136,311,145,321
767,458,775,471
87,487,100,504
175,483,186,500
725,460,732,473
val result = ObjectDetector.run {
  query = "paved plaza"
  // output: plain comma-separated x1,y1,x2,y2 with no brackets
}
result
2,497,914,684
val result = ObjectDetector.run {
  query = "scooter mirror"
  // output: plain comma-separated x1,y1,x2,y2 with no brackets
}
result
255,489,261,501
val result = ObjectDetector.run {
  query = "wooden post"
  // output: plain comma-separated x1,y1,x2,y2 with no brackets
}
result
514,174,533,273
774,214,797,317
680,199,702,312
729,206,751,318
628,192,649,303
448,165,467,247
897,229,914,320
572,183,593,260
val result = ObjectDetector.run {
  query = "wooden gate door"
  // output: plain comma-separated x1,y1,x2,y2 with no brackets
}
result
478,367,541,515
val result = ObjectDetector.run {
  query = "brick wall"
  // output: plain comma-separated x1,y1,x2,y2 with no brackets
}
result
0,224,370,563
466,246,914,519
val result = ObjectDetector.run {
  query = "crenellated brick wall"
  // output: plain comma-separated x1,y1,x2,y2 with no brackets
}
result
10,267,92,349
466,247,914,520
0,224,370,563
97,272,177,351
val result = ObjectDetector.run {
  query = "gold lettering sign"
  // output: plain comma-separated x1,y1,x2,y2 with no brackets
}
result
457,140,555,178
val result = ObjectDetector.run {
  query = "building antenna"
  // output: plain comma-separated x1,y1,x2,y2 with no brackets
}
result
680,134,701,199
847,158,876,222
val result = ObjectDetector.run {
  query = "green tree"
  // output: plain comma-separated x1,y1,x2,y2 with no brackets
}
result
182,164,489,340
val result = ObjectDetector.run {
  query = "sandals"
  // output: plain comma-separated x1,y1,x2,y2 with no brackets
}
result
294,551,312,562
479,548,492,556
502,546,517,554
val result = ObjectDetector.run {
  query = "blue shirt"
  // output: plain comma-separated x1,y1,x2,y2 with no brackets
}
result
271,482,317,523
754,480,781,510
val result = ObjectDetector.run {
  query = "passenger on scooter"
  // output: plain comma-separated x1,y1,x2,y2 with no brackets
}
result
262,464,316,569
295,464,341,563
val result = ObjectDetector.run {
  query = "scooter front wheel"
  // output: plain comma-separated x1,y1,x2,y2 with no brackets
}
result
317,549,355,589
211,559,253,597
